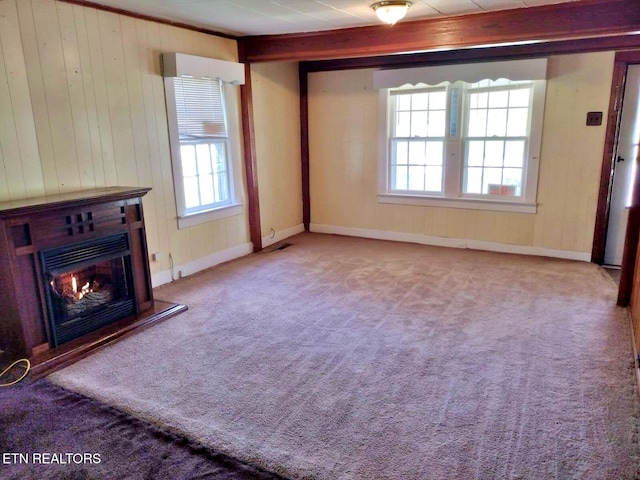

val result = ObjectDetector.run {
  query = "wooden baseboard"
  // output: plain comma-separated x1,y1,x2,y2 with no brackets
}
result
28,300,187,379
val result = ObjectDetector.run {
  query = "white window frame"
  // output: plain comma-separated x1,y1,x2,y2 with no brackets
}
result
162,53,245,229
376,60,547,214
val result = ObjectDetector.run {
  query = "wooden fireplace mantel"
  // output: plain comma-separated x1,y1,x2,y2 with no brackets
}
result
0,186,152,217
0,186,186,378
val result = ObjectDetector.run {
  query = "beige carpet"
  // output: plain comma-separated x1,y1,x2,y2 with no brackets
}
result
50,233,640,479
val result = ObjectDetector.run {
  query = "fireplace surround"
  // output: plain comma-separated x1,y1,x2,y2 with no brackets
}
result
0,187,186,376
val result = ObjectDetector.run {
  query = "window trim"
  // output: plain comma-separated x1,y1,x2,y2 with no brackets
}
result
377,77,546,214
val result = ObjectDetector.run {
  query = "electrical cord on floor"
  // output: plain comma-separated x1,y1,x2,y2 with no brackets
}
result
169,252,175,282
0,358,30,387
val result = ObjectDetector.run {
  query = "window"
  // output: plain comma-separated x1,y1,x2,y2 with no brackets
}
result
162,53,245,229
463,79,531,198
390,88,447,193
173,78,231,213
376,59,547,213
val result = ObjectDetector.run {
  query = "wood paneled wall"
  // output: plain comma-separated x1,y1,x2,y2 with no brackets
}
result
251,62,303,238
308,52,614,255
0,0,251,277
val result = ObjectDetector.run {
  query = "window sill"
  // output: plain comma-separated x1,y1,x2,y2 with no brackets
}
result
178,203,243,229
377,194,537,214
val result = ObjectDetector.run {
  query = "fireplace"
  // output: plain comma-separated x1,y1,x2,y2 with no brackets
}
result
41,233,136,347
0,187,187,377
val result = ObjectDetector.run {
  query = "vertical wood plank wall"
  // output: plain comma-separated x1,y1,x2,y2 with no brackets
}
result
251,62,303,238
0,0,306,281
308,52,614,256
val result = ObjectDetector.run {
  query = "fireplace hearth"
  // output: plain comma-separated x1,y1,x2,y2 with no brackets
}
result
0,187,186,377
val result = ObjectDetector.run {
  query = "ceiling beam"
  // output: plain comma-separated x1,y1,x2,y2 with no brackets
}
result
238,0,640,63
303,35,640,72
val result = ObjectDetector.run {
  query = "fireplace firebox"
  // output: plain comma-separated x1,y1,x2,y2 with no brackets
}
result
41,233,136,347
0,187,187,377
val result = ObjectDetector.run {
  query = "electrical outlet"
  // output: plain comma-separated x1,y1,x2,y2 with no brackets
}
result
586,111,603,126
151,252,162,262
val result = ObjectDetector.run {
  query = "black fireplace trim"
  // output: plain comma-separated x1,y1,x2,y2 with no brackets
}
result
39,232,137,348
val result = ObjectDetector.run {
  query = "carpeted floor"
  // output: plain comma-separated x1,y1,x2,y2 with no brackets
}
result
0,379,287,480
48,233,640,479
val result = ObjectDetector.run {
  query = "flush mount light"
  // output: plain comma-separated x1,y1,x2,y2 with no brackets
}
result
371,1,412,25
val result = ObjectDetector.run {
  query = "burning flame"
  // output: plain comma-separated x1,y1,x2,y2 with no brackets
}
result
70,275,92,300
79,281,91,300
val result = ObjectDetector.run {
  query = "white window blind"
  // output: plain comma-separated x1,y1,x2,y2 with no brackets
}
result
174,77,228,138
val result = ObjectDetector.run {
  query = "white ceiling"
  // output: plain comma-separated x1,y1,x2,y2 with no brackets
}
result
85,0,580,36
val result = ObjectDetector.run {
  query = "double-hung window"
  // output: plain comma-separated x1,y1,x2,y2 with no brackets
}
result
389,87,447,193
463,79,532,198
162,53,245,229
174,77,231,212
376,59,547,213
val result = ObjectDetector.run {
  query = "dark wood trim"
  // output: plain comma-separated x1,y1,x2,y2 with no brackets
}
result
240,64,263,252
0,186,151,218
618,158,640,305
239,0,640,63
592,57,632,264
58,0,237,40
29,301,188,379
613,51,640,304
304,35,640,73
299,64,310,231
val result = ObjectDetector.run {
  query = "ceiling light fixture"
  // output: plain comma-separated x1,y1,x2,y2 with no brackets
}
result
371,1,412,26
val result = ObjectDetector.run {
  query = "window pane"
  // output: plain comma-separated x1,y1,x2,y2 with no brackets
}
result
199,174,214,205
396,112,411,137
509,88,530,107
487,109,507,137
181,145,197,176
214,143,227,172
504,141,525,167
467,141,485,167
411,111,428,137
425,166,443,192
475,92,488,108
408,166,425,190
408,142,427,165
393,166,408,190
394,141,409,165
483,168,503,194
425,141,444,166
489,90,508,108
397,94,411,110
468,109,487,136
430,91,447,110
196,144,212,174
503,168,523,196
484,141,504,167
506,108,528,136
465,167,483,194
215,172,229,202
412,93,429,110
428,110,446,137
184,176,199,208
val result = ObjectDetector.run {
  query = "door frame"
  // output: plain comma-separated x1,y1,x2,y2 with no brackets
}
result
593,51,640,304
